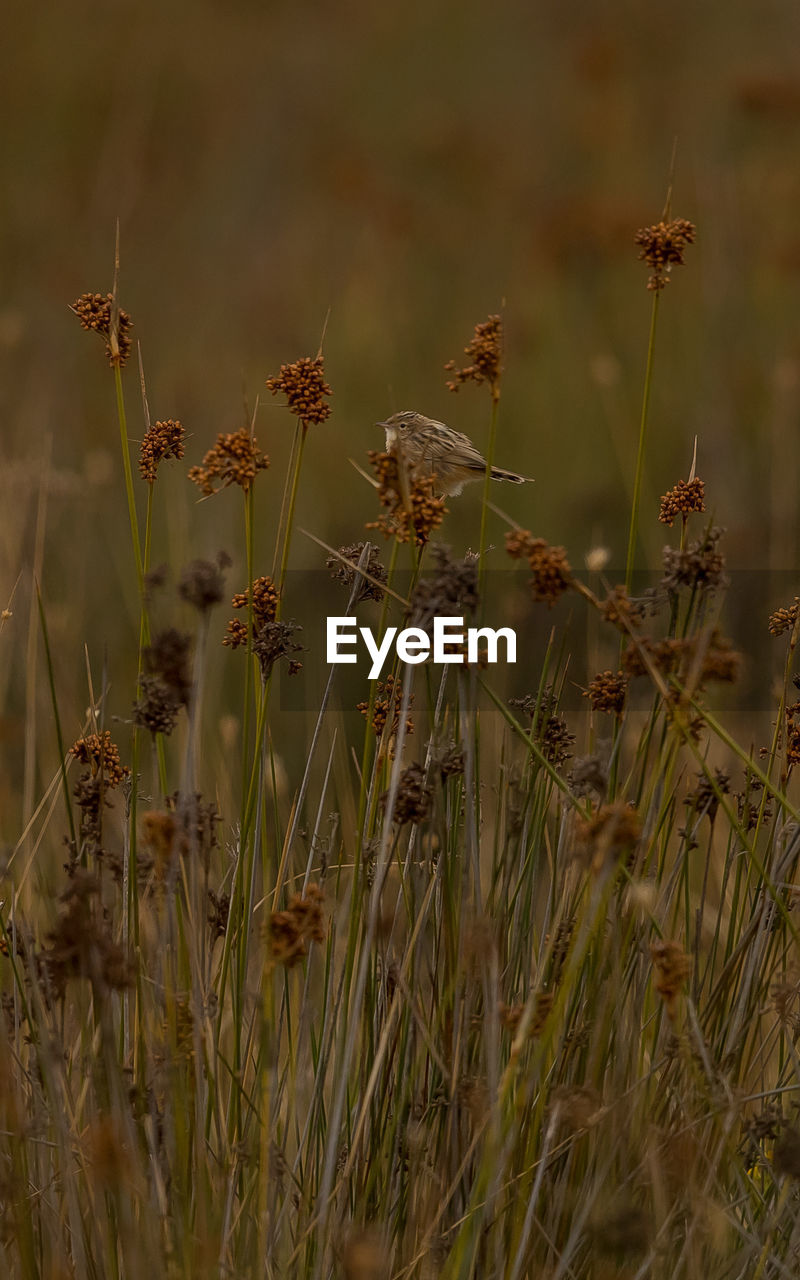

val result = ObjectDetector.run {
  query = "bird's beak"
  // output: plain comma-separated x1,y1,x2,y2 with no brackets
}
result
375,420,390,430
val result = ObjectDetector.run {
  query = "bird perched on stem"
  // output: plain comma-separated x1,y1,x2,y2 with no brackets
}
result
378,410,532,497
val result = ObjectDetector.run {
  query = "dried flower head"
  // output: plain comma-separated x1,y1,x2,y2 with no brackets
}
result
224,575,280,650
769,598,800,637
326,542,387,603
188,426,269,496
70,731,130,787
684,768,730,823
140,810,177,879
382,762,432,826
505,530,572,606
661,526,727,595
268,884,325,968
600,584,646,632
179,553,229,613
143,629,193,708
408,544,479,632
207,890,231,941
510,689,575,768
635,217,696,290
357,674,414,741
659,476,706,526
584,670,627,715
139,419,185,483
365,450,446,546
133,674,180,737
253,619,304,681
500,992,553,1039
265,354,332,425
445,314,503,396
575,801,641,874
650,939,691,1017
70,292,133,367
40,870,134,999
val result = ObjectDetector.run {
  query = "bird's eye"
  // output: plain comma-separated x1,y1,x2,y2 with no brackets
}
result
399,422,407,431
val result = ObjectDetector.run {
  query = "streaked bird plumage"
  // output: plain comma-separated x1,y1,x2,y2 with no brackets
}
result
377,410,532,497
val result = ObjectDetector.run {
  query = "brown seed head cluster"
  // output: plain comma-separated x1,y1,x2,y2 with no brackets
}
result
40,870,134,999
650,939,691,1017
70,731,130,787
600,584,646,632
268,884,325,968
138,627,192,711
659,476,706,526
71,292,133,367
265,354,332,425
139,419,185,483
326,542,387,603
622,629,741,688
769,598,800,637
224,575,280,649
500,992,553,1039
510,689,575,768
409,544,479,633
634,218,696,291
140,811,177,880
445,314,503,395
661,526,727,595
188,426,269,496
575,801,642,874
357,674,415,741
506,530,572,607
382,761,433,826
365,450,446,546
684,768,730,824
584,670,627,715
253,620,304,681
179,552,229,613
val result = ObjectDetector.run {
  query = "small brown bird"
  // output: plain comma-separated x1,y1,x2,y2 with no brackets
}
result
377,410,532,497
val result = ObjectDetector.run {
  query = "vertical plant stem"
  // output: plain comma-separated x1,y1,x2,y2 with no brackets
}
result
625,291,660,593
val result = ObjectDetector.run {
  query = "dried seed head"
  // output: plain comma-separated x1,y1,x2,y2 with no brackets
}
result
659,476,706,526
69,731,129,787
179,553,229,613
769,598,800,637
365,450,446,547
327,542,387,603
575,801,641,873
268,885,325,968
357,674,414,742
661,526,727,595
139,419,185,483
381,762,432,826
408,543,479,632
252,620,303,681
144,629,193,707
505,530,572,606
650,939,691,1017
133,674,180,736
445,314,503,395
265,354,332,425
635,217,696,290
584,670,627,715
71,291,133,367
188,426,269,496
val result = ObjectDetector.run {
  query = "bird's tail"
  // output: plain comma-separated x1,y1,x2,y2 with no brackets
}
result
490,466,532,485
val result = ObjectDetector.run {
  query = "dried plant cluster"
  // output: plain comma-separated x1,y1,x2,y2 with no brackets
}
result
6,221,800,1280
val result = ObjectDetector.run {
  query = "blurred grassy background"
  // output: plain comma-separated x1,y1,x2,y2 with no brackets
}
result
3,0,800,826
